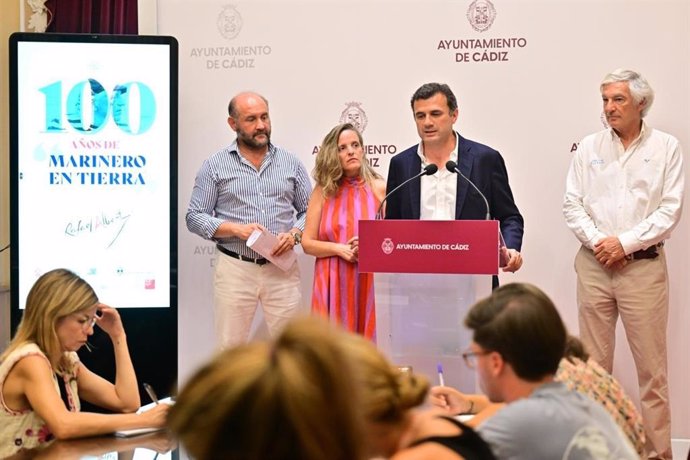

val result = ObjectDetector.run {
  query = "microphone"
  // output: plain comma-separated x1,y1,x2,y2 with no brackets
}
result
445,160,491,220
376,164,438,219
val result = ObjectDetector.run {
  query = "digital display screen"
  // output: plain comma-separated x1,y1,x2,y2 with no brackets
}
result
10,33,178,309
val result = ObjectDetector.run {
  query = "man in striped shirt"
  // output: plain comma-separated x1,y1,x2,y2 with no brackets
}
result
186,91,312,348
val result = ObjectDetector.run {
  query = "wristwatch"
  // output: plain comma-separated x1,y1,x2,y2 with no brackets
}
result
291,232,302,246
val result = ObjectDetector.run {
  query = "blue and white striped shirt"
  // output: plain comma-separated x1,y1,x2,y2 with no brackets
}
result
186,140,312,258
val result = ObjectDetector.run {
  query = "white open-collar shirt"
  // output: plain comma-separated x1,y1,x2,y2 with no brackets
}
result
563,122,685,255
417,132,460,220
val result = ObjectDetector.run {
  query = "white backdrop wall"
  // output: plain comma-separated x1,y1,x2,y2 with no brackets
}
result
158,0,689,437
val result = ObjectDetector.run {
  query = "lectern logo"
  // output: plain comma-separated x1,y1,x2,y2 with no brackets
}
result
381,238,394,255
466,0,496,32
217,5,243,40
339,102,369,133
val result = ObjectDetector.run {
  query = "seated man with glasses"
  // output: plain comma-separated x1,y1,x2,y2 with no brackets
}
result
434,337,646,456
431,283,637,460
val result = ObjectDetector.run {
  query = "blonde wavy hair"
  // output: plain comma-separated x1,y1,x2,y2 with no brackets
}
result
168,317,366,460
1,269,98,372
312,123,382,198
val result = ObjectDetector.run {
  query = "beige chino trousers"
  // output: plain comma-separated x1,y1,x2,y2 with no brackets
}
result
575,246,671,460
213,252,301,349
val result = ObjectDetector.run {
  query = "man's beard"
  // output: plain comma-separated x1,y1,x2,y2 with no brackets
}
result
238,128,271,150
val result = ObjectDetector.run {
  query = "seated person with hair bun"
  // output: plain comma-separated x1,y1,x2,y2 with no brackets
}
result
342,332,495,460
167,317,366,460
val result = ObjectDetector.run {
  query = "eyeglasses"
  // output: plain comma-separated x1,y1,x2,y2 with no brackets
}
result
461,349,491,369
78,315,98,331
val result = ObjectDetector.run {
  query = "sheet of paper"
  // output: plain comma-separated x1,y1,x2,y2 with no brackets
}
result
246,229,297,272
113,397,173,437
114,427,164,438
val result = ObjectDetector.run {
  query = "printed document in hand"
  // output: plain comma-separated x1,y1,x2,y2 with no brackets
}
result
246,229,297,272
114,396,174,438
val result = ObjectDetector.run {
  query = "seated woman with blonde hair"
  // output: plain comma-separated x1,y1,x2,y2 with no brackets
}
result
0,269,168,456
167,317,366,460
343,333,496,460
302,123,386,340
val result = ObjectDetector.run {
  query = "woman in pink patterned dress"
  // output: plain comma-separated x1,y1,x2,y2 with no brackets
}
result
303,123,385,340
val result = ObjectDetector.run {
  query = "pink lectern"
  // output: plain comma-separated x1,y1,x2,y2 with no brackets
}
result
359,219,500,392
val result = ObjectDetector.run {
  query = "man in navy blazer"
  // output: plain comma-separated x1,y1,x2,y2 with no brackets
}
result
386,82,524,273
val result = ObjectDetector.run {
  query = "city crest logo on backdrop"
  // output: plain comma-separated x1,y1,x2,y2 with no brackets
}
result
339,102,369,133
189,4,273,71
217,5,243,40
310,102,399,170
466,0,496,32
436,0,528,63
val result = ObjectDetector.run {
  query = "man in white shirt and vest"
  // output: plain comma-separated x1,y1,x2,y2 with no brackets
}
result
563,69,684,460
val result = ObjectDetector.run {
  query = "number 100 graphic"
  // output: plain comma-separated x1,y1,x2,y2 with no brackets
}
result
39,78,156,135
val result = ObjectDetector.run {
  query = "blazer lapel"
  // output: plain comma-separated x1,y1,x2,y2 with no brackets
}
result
408,154,422,219
455,136,474,219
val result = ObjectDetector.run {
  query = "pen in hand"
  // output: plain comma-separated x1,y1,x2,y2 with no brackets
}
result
143,382,159,405
436,363,449,408
437,363,445,386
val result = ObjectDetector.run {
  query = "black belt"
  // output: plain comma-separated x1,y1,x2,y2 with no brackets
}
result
216,245,268,265
626,242,664,261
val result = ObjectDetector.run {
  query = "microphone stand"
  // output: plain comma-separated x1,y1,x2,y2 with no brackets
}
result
445,160,491,220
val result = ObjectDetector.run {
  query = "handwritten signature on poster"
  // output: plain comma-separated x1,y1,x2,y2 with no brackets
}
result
64,210,131,248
